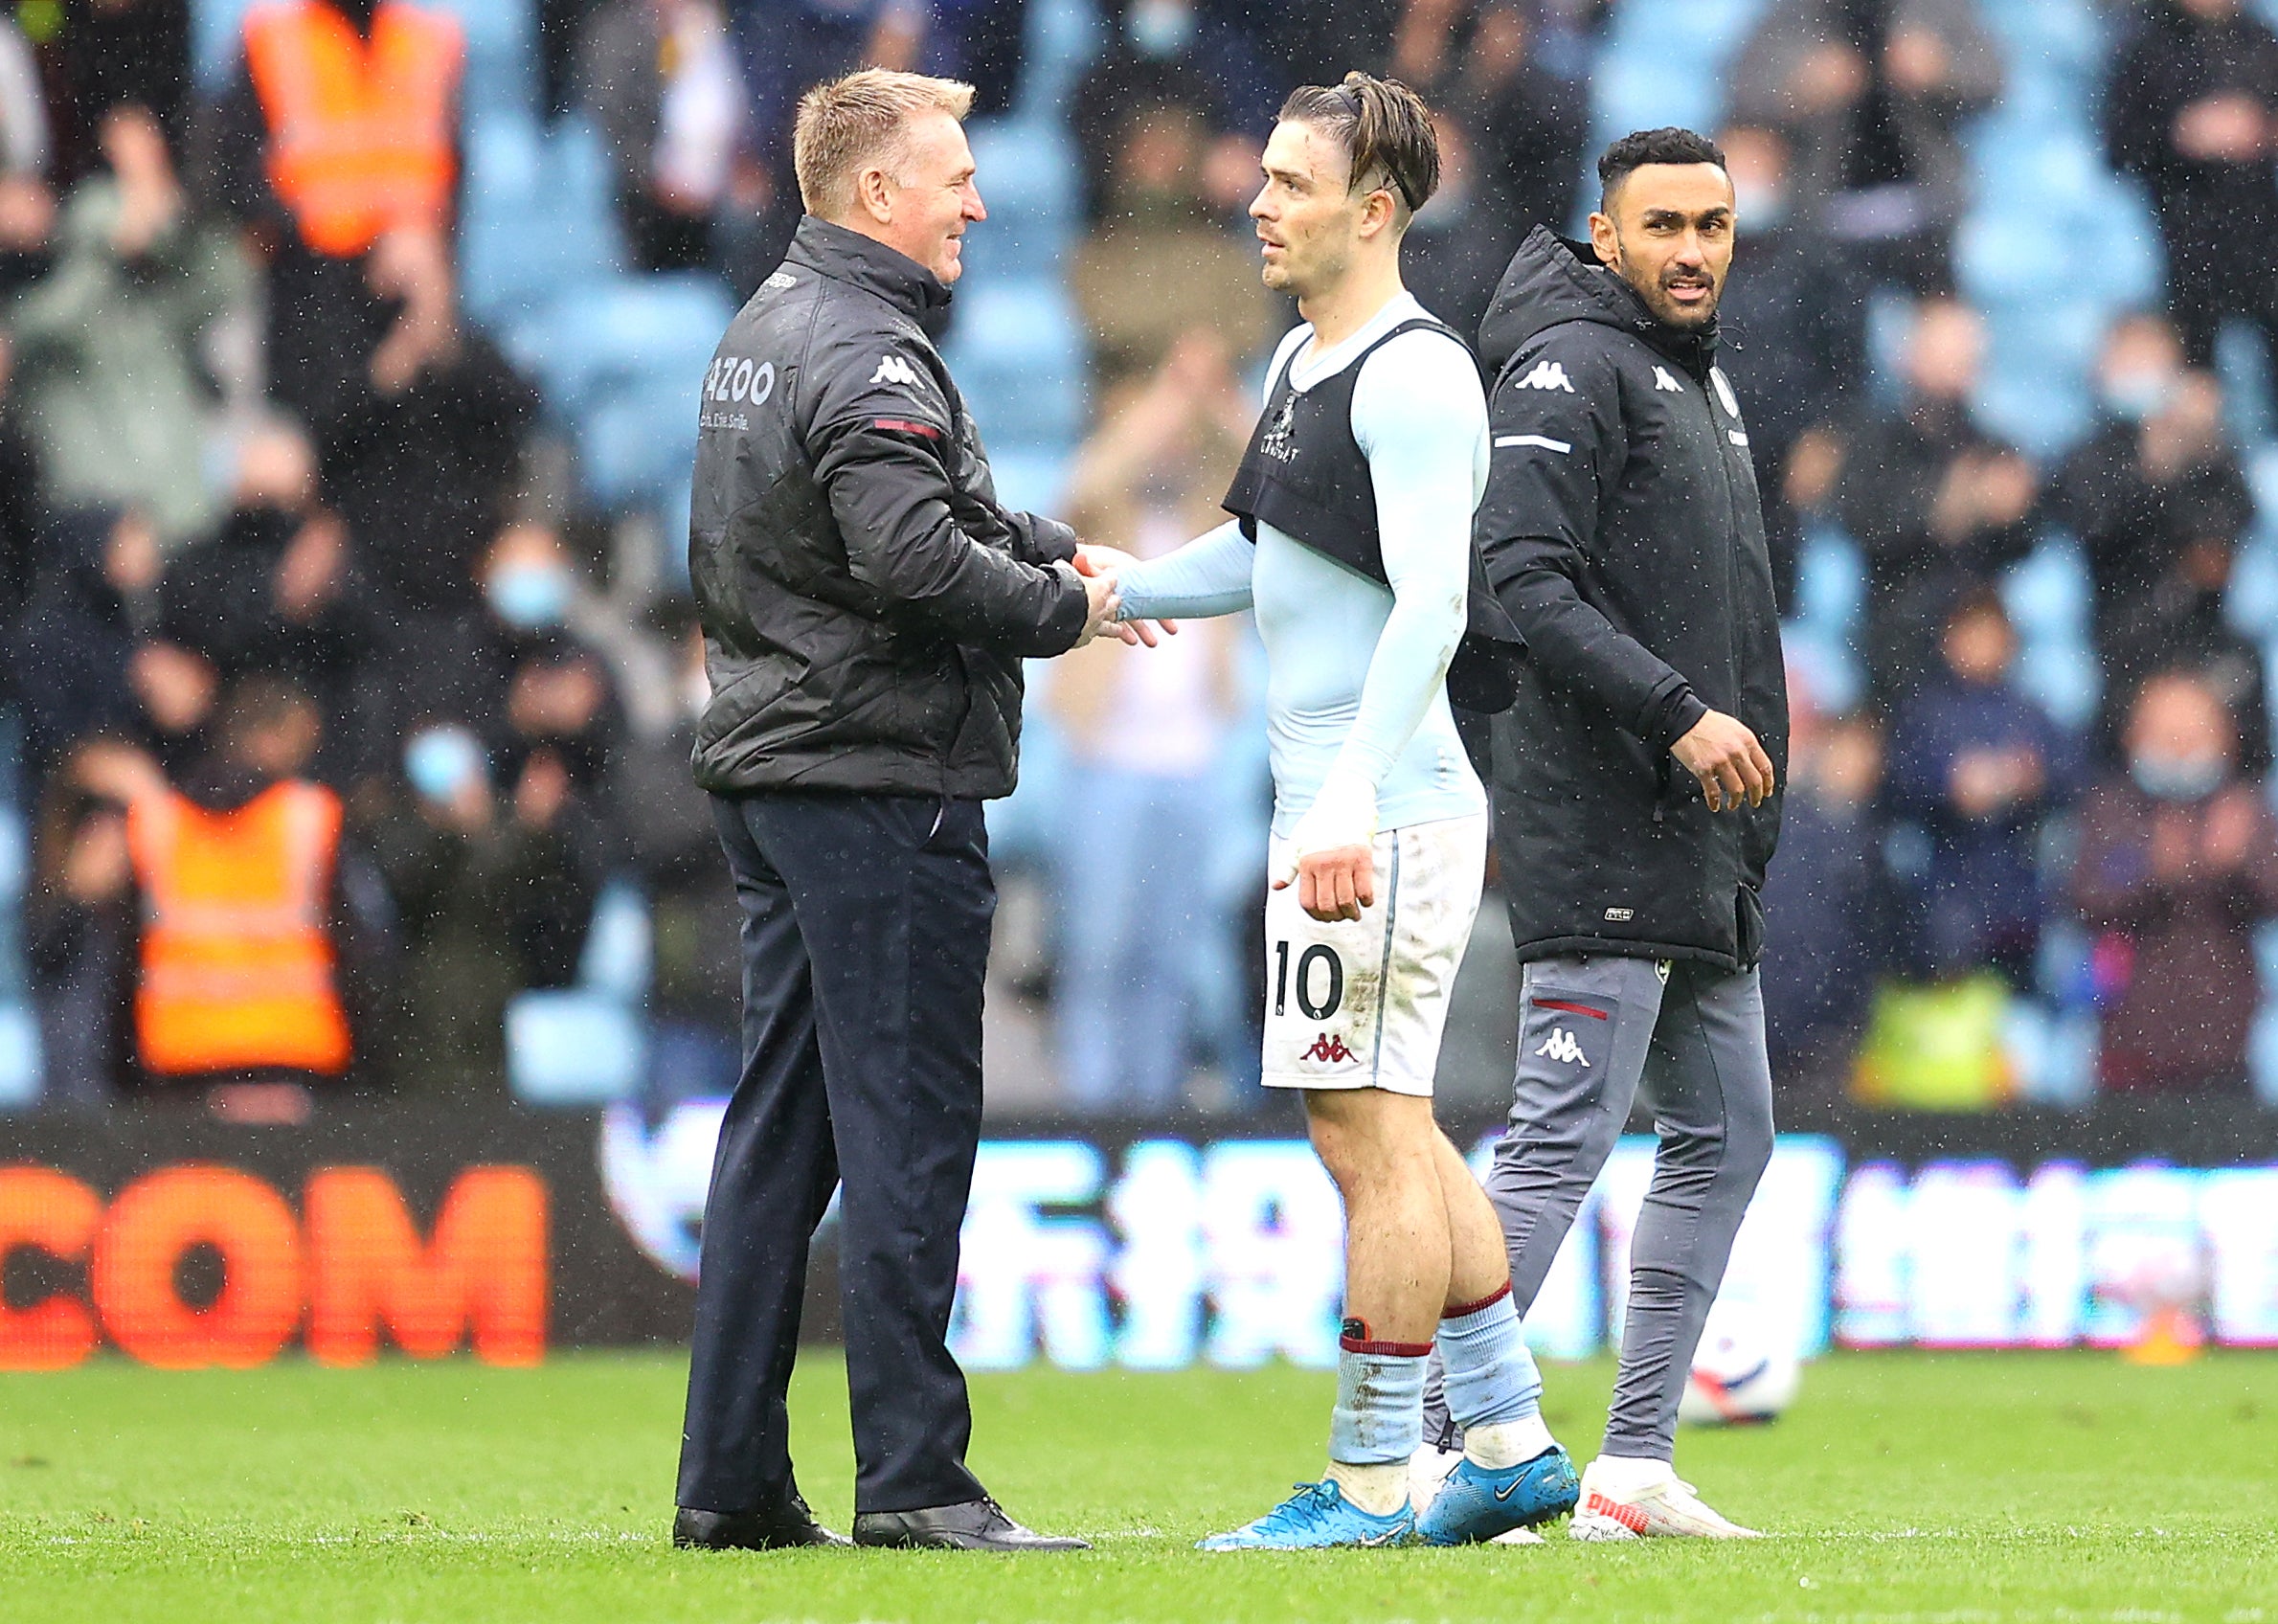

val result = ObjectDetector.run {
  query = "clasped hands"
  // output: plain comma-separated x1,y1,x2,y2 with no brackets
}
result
1071,544,1178,647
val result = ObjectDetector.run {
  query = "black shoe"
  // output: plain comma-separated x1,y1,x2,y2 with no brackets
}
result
673,1491,850,1551
851,1497,1089,1551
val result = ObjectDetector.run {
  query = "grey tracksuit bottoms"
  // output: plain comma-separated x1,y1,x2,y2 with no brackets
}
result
1427,953,1775,1461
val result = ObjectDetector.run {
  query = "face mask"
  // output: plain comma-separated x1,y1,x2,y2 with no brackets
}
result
486,562,574,630
405,726,486,802
2131,752,2227,801
1128,0,1195,57
2102,368,2177,422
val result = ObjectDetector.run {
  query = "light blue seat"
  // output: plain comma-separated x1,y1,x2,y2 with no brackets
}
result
462,114,626,332
0,1002,38,1111
507,878,650,1106
943,277,1085,450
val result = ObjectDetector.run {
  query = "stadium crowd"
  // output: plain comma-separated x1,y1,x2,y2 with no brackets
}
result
2,0,2276,1116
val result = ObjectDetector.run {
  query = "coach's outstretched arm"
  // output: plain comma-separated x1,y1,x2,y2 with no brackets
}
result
1477,332,1772,810
808,360,1116,654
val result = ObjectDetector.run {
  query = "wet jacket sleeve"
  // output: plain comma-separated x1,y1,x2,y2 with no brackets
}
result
1476,327,1708,751
806,353,1087,659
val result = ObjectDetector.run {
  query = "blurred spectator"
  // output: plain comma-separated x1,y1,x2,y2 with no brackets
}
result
1070,0,1279,224
2051,312,2267,767
361,708,612,1097
309,227,538,617
2073,668,2278,1094
24,738,155,1106
1402,108,1514,352
1763,695,1894,1079
575,0,755,273
1070,102,1274,391
0,332,43,626
160,425,389,778
7,508,163,781
617,615,742,1112
1834,297,2039,699
10,104,252,546
0,11,56,293
541,0,608,117
376,520,625,762
1050,334,1250,1112
196,0,464,429
1729,0,2001,292
45,0,194,183
1454,3,1588,238
117,676,391,1114
1265,0,1404,90
2106,0,2278,369
1884,592,2073,984
1716,123,1871,605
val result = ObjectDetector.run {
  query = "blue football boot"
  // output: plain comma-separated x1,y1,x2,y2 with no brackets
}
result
1412,1446,1580,1545
1197,1479,1415,1550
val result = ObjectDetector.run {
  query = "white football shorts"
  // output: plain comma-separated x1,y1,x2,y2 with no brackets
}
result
1260,813,1487,1096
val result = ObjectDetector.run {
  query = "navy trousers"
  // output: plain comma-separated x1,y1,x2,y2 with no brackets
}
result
676,790,993,1516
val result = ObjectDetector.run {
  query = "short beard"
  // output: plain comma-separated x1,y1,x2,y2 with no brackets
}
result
1609,241,1719,330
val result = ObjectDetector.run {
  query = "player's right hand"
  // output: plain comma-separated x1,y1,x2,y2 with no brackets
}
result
1671,710,1775,813
1074,569,1122,646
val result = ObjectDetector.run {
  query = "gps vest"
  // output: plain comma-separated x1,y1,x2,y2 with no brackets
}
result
244,0,462,258
1222,317,1523,711
126,780,352,1078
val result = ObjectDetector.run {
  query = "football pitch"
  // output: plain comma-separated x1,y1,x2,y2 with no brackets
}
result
1,1351,2271,1623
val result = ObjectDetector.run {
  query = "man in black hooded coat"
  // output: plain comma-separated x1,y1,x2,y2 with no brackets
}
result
1425,129,1788,1540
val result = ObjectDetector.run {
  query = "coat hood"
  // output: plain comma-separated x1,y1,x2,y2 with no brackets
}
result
1477,225,1719,380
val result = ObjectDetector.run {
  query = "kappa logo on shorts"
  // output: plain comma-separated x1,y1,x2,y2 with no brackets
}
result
1534,1027,1590,1067
1515,359,1575,393
1302,1032,1356,1064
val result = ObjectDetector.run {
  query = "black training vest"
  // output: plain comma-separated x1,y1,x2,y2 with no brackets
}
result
1222,317,1522,711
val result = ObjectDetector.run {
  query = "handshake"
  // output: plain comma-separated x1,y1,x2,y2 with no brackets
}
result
1071,544,1178,648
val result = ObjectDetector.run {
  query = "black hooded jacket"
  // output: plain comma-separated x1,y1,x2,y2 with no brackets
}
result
688,217,1088,799
1476,228,1788,971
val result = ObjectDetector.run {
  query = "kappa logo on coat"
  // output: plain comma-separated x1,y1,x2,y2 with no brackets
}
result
1652,366,1684,393
871,354,920,388
1515,359,1575,393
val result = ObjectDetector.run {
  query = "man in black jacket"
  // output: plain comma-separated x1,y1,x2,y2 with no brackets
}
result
673,68,1124,1557
1451,128,1788,1539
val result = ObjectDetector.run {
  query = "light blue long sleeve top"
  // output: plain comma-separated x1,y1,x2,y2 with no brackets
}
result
1115,292,1489,839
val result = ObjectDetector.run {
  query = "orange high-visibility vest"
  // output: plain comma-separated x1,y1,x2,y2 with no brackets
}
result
126,780,353,1078
243,0,463,258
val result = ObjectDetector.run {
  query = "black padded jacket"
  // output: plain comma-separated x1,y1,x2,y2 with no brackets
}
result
688,216,1088,799
1475,228,1789,971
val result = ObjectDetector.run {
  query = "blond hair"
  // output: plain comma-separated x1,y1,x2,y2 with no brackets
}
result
793,69,977,216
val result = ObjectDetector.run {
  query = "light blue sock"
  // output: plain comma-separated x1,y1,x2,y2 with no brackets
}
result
1439,1286,1544,1433
1326,1322,1430,1464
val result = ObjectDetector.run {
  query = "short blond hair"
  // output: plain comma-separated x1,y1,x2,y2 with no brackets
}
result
793,69,977,216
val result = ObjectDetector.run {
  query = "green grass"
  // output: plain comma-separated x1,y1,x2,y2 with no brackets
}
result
1,1350,2272,1622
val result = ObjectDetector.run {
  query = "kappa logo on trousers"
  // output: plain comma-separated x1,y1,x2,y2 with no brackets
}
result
1535,1026,1590,1067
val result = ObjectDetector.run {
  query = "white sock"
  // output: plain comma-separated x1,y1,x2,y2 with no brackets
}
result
1587,1453,1675,1494
1324,1459,1410,1516
1463,1415,1557,1471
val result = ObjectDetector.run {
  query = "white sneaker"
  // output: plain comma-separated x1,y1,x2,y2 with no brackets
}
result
1407,1444,1545,1544
1568,1457,1761,1541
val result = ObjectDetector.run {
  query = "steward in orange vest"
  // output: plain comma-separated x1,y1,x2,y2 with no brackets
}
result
241,0,462,259
121,680,384,1088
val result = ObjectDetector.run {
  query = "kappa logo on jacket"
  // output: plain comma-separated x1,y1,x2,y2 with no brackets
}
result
1515,359,1575,393
1652,366,1684,393
871,354,920,388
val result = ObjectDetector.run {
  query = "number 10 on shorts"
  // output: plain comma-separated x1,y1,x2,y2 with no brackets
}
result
1273,940,1344,1021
